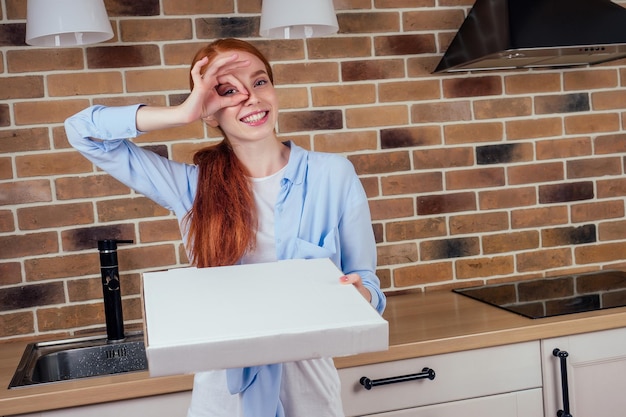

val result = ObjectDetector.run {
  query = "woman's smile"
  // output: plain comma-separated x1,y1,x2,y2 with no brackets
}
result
240,110,269,126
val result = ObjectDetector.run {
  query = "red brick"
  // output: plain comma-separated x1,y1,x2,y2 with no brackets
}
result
482,231,540,254
449,212,509,235
0,232,58,260
25,253,99,281
0,312,34,338
567,157,622,179
13,99,88,125
139,219,182,243
599,220,626,241
0,76,44,100
378,80,440,102
507,162,564,185
274,62,339,84
511,206,569,229
479,187,537,210
597,178,626,198
506,117,563,140
444,122,503,144
55,175,131,200
0,179,52,205
7,49,84,73
575,242,626,264
403,9,465,31
445,167,505,190
15,152,93,177
307,37,371,59
443,76,502,98
413,147,474,169
474,97,532,119
17,203,94,230
0,128,50,153
0,262,22,285
349,151,411,175
571,200,625,223
338,12,399,33
517,248,572,272
96,197,170,222
393,261,453,287
412,101,471,123
386,217,447,241
377,243,418,266
594,133,626,154
536,137,592,160
564,113,620,134
369,198,414,220
381,172,442,195
564,69,618,91
37,303,105,331
456,256,515,279
504,73,561,94
314,131,378,153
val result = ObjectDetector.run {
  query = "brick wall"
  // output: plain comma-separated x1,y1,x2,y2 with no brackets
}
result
2,0,626,341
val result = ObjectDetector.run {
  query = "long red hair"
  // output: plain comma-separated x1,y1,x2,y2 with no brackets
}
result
184,39,274,267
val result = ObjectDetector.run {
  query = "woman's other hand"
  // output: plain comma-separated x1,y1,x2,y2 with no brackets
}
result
340,273,372,303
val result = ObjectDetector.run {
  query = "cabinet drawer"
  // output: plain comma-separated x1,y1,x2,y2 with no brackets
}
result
338,341,541,416
366,388,543,417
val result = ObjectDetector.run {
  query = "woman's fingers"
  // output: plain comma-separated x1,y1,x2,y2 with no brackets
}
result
339,273,372,303
199,53,250,87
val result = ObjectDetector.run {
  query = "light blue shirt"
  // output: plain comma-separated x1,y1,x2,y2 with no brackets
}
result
66,104,386,417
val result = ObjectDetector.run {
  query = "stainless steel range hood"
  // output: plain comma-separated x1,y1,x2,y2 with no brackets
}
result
434,0,626,73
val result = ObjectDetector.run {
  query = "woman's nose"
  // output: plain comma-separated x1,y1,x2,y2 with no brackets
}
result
244,89,259,105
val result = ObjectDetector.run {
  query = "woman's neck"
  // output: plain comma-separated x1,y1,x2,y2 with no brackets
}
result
231,138,290,178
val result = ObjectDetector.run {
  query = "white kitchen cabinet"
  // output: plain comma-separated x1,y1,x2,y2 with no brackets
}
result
12,390,191,417
338,341,543,417
542,327,626,417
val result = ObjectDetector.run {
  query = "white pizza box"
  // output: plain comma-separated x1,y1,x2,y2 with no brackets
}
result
142,258,388,377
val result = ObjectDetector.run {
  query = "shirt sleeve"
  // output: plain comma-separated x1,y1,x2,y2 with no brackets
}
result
337,164,386,315
64,105,196,219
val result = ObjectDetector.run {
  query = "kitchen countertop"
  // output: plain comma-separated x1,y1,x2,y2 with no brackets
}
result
3,290,626,415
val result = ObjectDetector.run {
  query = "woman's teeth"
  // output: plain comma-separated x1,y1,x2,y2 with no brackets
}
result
241,112,267,124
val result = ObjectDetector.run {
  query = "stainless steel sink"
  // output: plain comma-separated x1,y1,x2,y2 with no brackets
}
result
9,332,148,388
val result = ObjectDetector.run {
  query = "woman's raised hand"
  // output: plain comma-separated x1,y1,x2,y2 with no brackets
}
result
135,53,251,132
184,53,251,123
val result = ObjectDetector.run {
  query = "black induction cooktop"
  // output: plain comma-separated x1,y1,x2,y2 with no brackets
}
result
453,270,626,319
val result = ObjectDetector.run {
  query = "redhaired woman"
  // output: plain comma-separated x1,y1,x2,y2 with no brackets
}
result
65,38,385,417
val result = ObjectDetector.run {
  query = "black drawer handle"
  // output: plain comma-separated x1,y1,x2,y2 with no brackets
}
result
553,349,573,417
360,367,436,390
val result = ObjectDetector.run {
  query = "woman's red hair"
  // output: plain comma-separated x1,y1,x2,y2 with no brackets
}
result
184,39,273,267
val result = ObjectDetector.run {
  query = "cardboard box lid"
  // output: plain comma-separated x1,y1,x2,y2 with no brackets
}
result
142,258,388,376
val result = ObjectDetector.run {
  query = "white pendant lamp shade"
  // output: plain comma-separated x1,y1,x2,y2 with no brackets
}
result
26,0,113,47
260,0,339,39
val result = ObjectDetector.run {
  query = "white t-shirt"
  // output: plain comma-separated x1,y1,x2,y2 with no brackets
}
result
240,166,284,264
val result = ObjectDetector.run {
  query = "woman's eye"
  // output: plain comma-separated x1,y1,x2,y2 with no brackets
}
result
255,79,268,87
216,86,237,96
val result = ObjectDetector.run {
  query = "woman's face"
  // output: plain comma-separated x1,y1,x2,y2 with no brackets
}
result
207,51,279,146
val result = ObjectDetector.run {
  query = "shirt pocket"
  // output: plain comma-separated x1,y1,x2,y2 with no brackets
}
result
293,229,338,260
